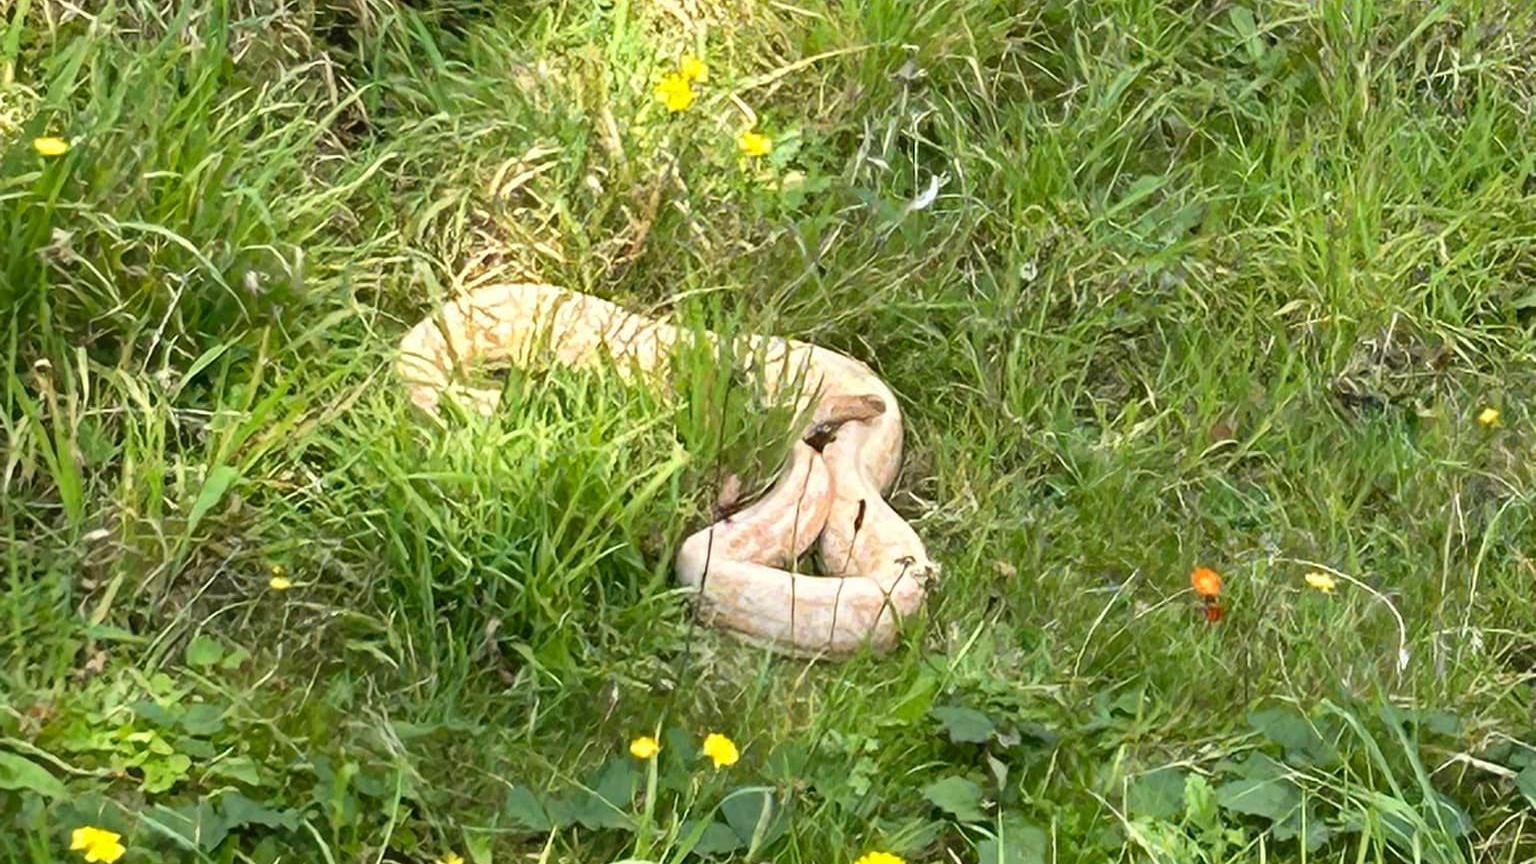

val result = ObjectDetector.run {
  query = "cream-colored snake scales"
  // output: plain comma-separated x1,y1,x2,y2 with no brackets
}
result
397,283,937,656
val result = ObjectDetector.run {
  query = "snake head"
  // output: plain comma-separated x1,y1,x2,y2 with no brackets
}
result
802,420,843,451
803,393,888,450
818,393,887,424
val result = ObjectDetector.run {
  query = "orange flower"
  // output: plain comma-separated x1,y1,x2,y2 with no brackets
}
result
1190,566,1221,598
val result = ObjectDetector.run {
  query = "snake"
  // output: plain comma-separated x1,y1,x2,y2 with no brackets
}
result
397,283,937,656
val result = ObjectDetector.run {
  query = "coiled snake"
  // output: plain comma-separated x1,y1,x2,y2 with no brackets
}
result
398,284,936,656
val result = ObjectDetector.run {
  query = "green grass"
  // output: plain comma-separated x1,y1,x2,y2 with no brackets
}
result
5,0,1536,861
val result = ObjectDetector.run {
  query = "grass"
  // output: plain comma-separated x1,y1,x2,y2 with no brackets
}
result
4,0,1536,861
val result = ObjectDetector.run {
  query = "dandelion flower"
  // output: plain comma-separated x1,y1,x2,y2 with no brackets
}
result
630,735,660,759
70,827,125,864
737,130,772,158
1190,566,1222,598
654,72,695,112
1478,407,1500,426
679,54,708,82
854,853,905,864
1304,571,1337,594
701,732,739,769
435,854,464,864
34,137,70,157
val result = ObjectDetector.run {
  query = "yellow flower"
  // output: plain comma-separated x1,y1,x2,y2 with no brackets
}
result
629,735,660,759
34,137,70,157
737,130,772,158
435,854,464,864
268,575,293,591
1477,407,1500,426
70,826,125,864
701,732,739,769
1304,571,1337,594
854,853,905,864
679,54,709,82
654,72,695,112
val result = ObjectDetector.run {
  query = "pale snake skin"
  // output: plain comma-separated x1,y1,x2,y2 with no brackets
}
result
397,283,936,656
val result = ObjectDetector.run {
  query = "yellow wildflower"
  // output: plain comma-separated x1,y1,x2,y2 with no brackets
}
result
701,732,739,769
268,571,293,591
654,73,695,112
854,853,905,864
1304,571,1337,594
737,130,772,158
1477,407,1500,426
435,854,464,864
629,735,660,759
34,137,70,157
70,826,125,864
679,54,708,82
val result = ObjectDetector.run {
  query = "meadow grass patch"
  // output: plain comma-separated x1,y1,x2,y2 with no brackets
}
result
5,1,1536,862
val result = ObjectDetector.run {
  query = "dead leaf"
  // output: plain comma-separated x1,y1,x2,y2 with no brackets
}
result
21,702,55,735
74,650,108,682
483,618,516,685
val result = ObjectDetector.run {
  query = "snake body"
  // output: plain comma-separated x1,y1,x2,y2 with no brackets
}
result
398,284,936,656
